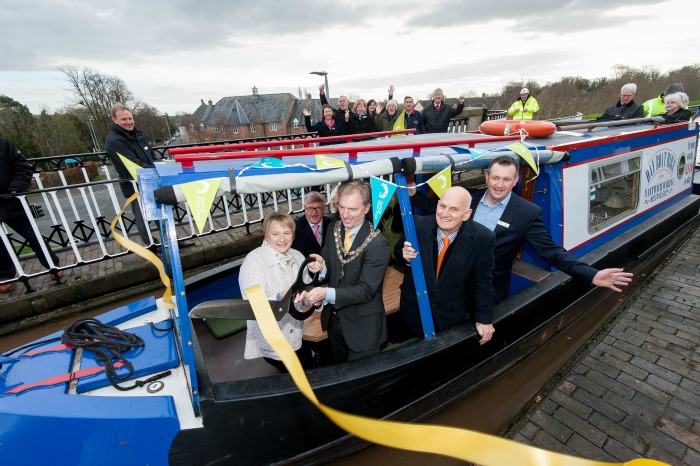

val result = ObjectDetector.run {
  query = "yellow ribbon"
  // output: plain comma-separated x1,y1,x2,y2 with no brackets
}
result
110,192,175,309
245,284,667,466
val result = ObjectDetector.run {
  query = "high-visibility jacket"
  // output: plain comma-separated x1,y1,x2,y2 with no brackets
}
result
643,96,666,117
507,96,539,120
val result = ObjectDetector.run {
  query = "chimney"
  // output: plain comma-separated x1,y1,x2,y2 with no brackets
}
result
208,100,213,106
306,93,312,100
252,86,259,97
201,99,205,105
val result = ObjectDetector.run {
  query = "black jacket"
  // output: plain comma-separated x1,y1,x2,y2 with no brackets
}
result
398,216,495,334
303,116,343,145
346,113,376,135
597,100,644,121
104,123,155,181
662,109,692,124
422,101,464,133
0,138,34,220
291,215,331,258
320,92,353,134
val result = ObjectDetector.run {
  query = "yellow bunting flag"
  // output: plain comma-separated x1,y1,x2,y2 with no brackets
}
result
427,166,452,198
110,193,174,310
245,284,667,466
178,178,224,234
392,110,406,137
117,153,143,181
507,143,539,175
316,154,346,169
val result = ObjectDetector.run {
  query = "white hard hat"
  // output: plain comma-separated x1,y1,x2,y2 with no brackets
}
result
520,88,529,94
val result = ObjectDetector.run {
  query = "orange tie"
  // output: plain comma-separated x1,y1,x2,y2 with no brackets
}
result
344,231,354,252
436,236,450,277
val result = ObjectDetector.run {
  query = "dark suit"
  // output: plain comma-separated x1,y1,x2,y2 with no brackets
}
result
398,216,495,335
292,215,331,258
321,220,390,361
470,190,598,302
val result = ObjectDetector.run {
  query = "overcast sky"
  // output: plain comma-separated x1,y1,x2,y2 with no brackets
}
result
2,0,698,116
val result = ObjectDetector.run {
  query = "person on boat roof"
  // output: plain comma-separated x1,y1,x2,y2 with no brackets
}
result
239,212,312,372
643,82,685,117
507,88,539,120
596,83,644,121
423,88,465,133
319,83,353,134
302,105,343,145
410,156,634,303
291,191,331,258
398,187,496,344
298,180,390,363
660,92,692,124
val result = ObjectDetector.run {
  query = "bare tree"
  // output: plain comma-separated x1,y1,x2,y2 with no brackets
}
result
57,65,135,140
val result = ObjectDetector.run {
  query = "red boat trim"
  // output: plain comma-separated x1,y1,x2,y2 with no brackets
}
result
4,362,125,394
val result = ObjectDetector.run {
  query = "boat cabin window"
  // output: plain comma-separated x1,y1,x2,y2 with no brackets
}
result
588,152,641,232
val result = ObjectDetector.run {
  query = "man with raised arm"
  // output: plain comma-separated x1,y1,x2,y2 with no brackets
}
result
422,88,465,133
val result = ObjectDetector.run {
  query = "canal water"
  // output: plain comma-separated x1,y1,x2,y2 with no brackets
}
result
0,287,623,464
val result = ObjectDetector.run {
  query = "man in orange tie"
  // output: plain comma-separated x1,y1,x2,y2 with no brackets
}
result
398,186,496,344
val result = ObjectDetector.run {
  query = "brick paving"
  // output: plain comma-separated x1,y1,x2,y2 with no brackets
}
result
508,228,700,465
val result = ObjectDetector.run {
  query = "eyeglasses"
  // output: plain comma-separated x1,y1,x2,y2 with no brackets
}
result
305,207,324,213
620,94,634,98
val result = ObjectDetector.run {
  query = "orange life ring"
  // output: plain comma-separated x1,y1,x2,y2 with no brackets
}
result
480,119,556,138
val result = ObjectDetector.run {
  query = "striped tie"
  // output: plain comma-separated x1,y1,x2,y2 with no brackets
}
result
436,236,450,277
313,224,322,245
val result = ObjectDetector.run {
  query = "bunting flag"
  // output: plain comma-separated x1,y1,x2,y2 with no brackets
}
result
316,154,346,169
370,176,397,228
245,284,665,466
117,153,143,181
427,166,452,198
178,178,225,234
507,143,539,175
252,157,287,169
392,110,406,137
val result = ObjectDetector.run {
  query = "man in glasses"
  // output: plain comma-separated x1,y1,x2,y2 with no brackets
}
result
292,191,331,257
597,83,644,121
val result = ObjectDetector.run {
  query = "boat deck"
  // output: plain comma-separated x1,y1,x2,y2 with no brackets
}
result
507,225,700,464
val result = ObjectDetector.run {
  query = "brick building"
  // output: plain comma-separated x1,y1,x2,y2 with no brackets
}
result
178,87,340,144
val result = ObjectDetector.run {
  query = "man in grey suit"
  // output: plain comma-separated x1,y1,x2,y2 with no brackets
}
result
301,180,390,363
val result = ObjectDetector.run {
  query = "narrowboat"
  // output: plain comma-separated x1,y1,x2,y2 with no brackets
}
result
0,121,698,465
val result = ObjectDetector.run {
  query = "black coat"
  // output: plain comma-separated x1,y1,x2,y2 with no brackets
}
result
398,216,495,335
320,92,353,134
346,114,376,135
597,100,644,120
662,109,692,124
422,101,464,133
291,215,331,258
469,190,598,302
104,123,155,181
0,138,34,221
303,116,343,145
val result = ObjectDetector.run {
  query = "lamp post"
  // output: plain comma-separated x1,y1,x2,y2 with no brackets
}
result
309,71,329,99
87,116,100,152
163,115,173,140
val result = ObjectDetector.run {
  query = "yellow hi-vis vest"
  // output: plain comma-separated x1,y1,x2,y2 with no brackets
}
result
507,97,539,120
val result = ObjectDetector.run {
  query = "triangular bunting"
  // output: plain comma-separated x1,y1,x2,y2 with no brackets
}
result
370,176,397,228
179,178,224,234
427,167,452,198
316,154,346,169
392,110,406,137
117,153,143,181
252,157,287,169
507,143,539,175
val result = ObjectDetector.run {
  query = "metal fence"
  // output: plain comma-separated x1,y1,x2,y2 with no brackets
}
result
2,122,482,291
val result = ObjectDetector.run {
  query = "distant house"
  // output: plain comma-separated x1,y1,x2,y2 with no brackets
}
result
178,87,343,144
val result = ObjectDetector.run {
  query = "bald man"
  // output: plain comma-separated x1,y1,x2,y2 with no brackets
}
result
398,187,496,344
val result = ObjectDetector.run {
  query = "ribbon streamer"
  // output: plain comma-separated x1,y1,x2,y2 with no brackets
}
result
245,284,667,466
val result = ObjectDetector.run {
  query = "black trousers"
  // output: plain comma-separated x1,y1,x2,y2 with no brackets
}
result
0,214,60,279
327,311,380,363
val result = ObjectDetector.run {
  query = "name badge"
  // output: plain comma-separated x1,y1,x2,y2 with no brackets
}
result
497,220,510,228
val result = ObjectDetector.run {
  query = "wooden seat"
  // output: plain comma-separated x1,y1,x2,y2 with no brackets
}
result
302,267,404,342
